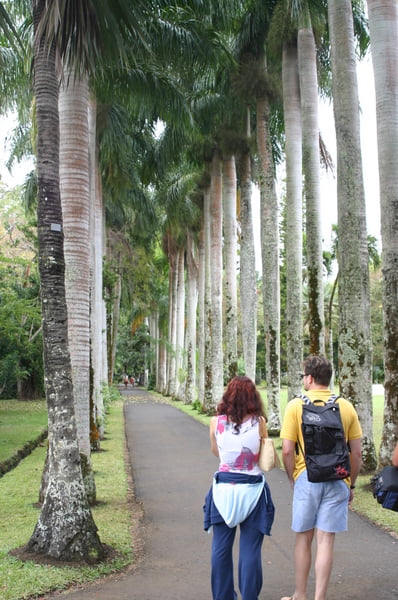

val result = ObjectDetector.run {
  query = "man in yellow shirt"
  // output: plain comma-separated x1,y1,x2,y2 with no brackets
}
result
280,355,362,600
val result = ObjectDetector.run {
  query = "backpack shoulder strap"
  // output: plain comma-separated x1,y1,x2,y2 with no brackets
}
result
301,394,341,406
299,394,311,405
327,394,341,404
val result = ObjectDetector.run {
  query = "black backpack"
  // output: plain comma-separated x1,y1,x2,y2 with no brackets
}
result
370,465,398,512
297,394,351,483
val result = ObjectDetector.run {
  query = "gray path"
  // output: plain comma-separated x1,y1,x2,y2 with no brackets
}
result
48,390,398,599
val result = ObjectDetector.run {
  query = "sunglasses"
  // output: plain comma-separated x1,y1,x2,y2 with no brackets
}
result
300,373,310,379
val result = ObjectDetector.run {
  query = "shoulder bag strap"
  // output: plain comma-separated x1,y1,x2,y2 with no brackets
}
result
259,416,268,439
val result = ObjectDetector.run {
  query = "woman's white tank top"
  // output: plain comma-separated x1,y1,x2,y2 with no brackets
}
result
215,415,262,475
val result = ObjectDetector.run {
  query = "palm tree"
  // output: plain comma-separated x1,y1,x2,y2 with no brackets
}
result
223,152,238,381
209,148,224,403
238,109,257,383
185,228,199,404
28,0,185,562
204,183,214,410
26,0,103,562
235,1,281,428
297,12,325,356
88,97,107,439
197,207,206,403
366,0,398,465
59,72,96,503
282,39,304,399
328,0,376,471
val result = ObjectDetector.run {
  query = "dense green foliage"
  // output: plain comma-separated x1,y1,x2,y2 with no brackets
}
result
0,188,43,400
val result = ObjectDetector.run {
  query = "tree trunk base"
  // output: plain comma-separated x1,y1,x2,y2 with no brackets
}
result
10,542,113,567
26,479,104,563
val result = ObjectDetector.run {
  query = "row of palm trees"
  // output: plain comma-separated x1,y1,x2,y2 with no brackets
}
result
0,0,397,565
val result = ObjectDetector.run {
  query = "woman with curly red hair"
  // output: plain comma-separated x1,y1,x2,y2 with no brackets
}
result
203,376,275,600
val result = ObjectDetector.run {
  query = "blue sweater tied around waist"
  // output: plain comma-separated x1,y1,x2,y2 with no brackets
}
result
203,471,275,534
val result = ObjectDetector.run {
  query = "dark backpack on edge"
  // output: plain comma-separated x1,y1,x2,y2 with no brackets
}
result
297,394,351,483
370,465,398,512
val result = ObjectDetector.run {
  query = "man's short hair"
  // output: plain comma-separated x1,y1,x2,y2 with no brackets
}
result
303,355,333,386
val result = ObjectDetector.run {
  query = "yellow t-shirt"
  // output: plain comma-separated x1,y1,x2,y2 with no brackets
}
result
280,389,363,483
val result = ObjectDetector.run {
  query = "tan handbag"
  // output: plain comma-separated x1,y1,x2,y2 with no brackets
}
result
258,416,281,472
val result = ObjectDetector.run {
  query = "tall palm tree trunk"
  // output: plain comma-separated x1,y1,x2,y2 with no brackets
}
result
27,0,102,562
106,260,121,385
367,0,398,465
88,96,106,440
203,186,214,410
239,108,257,383
210,150,224,403
59,72,96,503
197,215,206,405
166,240,178,397
328,0,376,470
257,87,281,433
223,154,238,381
283,40,303,400
175,246,185,400
298,25,325,356
185,229,198,404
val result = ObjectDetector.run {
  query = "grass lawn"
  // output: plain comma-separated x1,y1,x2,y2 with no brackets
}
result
0,400,48,463
0,399,134,600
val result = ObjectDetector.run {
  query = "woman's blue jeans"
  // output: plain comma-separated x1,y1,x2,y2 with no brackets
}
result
211,518,264,600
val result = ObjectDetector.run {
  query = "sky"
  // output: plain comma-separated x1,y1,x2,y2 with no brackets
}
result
0,113,34,188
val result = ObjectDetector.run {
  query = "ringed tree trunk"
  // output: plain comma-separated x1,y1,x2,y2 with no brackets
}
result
88,96,106,441
175,246,185,400
367,0,398,465
105,249,122,385
223,154,238,381
165,235,178,397
209,150,224,404
256,60,281,433
282,40,303,400
185,229,198,404
59,71,96,504
197,210,206,405
298,25,325,356
27,0,103,562
239,110,257,383
203,185,214,411
328,0,376,471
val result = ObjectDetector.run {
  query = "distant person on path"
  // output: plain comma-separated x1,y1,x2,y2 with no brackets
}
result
280,355,363,600
203,375,275,600
392,441,398,467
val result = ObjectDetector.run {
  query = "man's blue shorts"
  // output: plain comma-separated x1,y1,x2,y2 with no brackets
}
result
292,471,350,533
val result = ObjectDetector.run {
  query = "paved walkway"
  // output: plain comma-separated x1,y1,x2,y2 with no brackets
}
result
48,388,398,599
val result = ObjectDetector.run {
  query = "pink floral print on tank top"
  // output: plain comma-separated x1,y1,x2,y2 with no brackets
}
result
215,415,262,474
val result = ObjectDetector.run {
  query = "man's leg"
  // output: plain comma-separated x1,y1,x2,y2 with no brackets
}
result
314,529,335,600
282,529,314,600
294,529,314,600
